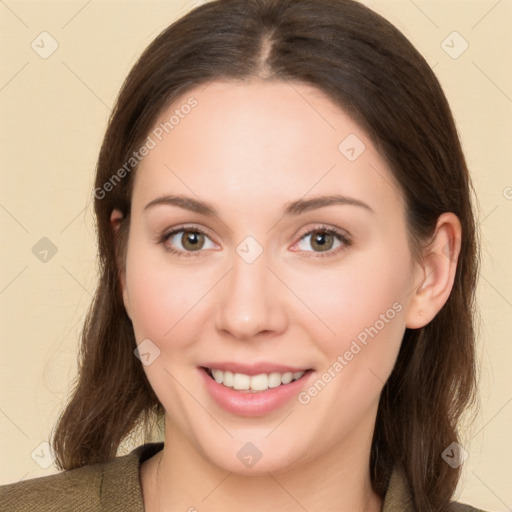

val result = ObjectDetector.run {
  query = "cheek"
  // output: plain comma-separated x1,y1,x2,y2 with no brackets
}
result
290,252,410,349
124,243,217,345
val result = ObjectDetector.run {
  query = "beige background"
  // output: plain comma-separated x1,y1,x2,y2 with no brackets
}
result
1,0,511,509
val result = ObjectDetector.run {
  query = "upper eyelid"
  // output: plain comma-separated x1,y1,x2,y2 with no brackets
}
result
163,224,215,239
297,225,350,239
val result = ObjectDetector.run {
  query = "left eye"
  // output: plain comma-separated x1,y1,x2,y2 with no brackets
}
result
294,228,348,254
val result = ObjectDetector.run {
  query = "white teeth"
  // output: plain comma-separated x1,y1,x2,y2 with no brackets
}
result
212,369,223,383
208,368,306,391
250,373,269,391
232,373,250,390
281,372,293,384
268,372,282,388
223,371,234,387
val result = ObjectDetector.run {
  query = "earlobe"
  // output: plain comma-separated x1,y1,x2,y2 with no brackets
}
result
405,212,462,329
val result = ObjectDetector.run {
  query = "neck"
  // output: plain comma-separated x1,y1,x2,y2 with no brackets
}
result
150,418,382,512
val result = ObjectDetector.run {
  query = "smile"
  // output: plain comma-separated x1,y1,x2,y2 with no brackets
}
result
199,365,314,416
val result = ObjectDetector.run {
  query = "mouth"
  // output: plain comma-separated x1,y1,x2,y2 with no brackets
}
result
199,365,314,416
201,366,310,393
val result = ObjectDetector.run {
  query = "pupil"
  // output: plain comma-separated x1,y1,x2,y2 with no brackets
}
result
315,233,326,245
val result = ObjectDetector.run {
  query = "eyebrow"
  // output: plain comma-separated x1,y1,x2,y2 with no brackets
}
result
143,193,374,216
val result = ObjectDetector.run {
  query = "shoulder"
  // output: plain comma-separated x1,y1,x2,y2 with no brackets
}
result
0,460,107,512
383,468,490,512
0,442,164,512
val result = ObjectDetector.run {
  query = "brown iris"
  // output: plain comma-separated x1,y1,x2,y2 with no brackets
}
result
180,230,205,251
309,230,335,252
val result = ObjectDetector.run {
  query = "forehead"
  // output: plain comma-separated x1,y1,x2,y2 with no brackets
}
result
132,79,403,217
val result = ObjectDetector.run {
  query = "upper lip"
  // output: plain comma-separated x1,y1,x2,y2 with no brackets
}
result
200,362,312,376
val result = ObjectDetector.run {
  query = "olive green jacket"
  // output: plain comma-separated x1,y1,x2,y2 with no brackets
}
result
0,442,485,511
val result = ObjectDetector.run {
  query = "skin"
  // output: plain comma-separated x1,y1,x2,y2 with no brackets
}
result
111,79,461,512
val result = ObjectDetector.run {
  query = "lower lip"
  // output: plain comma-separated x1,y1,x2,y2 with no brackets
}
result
199,367,313,417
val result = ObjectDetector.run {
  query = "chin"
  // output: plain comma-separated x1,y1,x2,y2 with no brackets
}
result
194,432,310,476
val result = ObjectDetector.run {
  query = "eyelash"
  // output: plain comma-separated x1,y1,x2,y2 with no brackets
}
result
157,224,352,259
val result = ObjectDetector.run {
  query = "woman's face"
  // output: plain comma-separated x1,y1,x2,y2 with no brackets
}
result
119,79,424,474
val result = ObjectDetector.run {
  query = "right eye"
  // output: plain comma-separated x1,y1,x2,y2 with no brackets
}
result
158,226,217,257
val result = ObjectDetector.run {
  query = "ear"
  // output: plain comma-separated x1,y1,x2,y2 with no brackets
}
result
405,212,462,329
110,208,131,320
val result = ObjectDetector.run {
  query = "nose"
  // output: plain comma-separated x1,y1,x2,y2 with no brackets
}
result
214,245,288,341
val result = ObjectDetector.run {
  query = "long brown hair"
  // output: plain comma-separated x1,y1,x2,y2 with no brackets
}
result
51,1,479,509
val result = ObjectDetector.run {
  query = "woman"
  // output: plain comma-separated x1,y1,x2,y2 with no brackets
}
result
0,0,485,510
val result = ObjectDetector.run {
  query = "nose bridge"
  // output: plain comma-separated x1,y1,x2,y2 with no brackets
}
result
215,238,286,340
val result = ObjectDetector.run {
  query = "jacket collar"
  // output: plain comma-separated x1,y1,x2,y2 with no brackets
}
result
382,468,414,511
